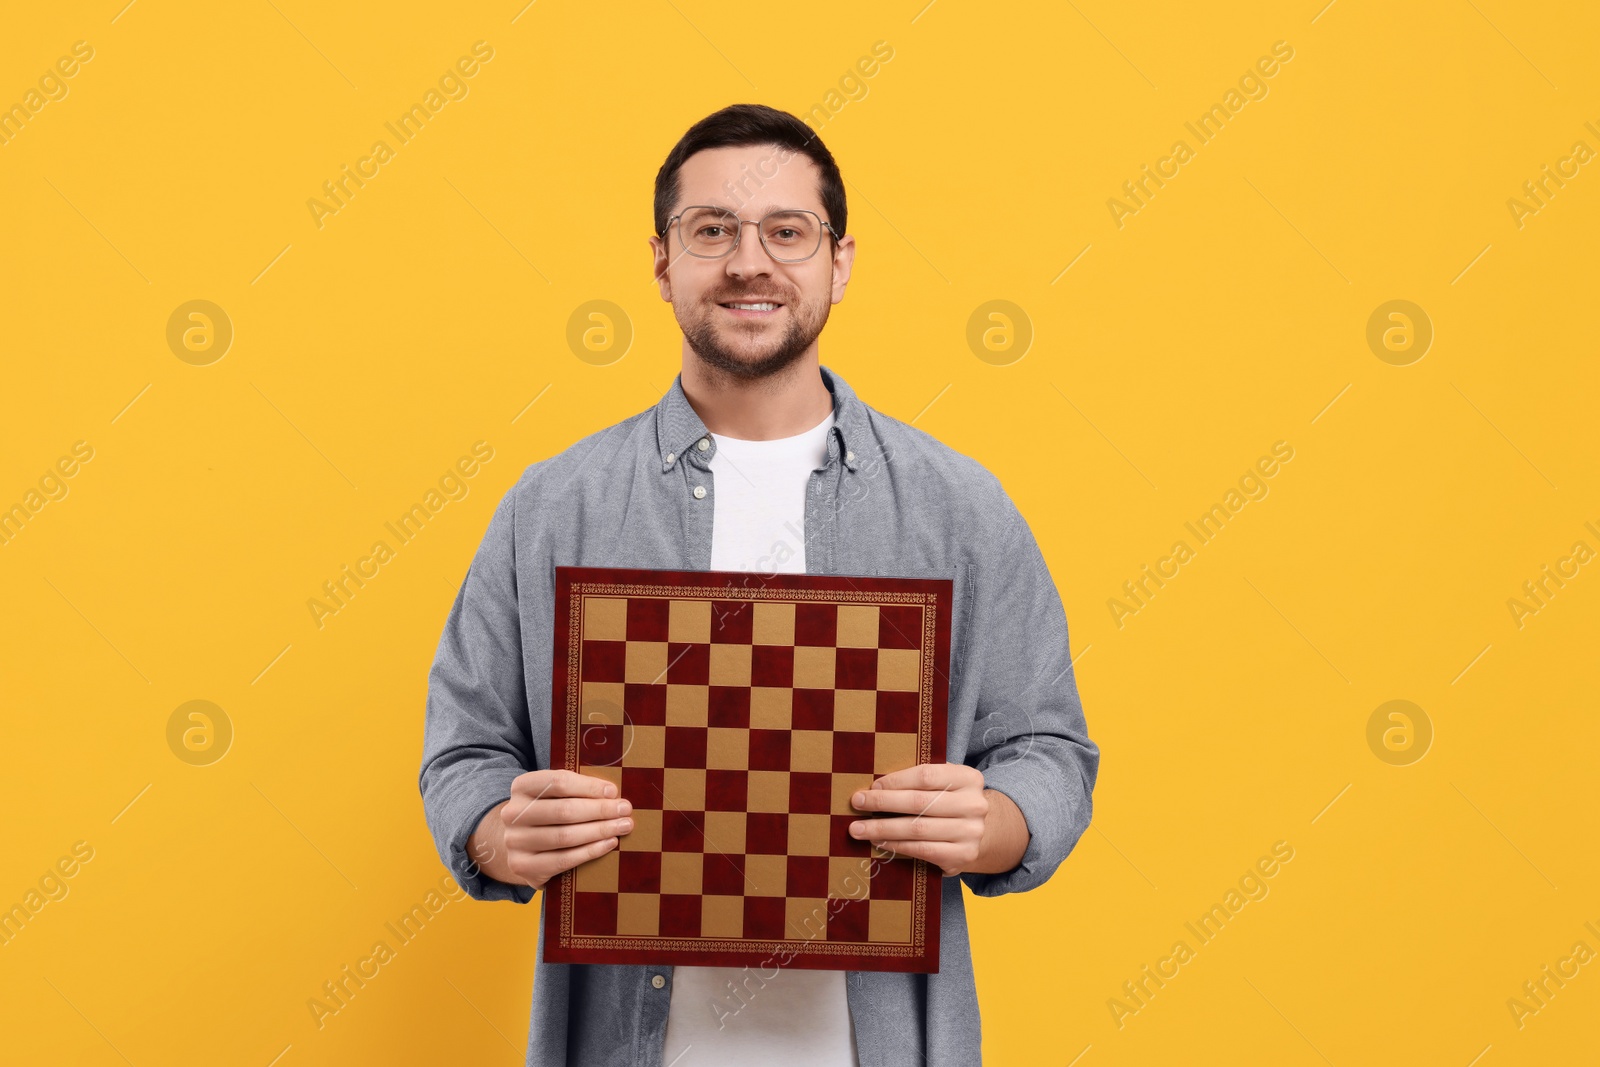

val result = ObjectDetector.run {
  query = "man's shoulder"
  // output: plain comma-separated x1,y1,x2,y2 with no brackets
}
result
856,399,1015,516
503,406,656,498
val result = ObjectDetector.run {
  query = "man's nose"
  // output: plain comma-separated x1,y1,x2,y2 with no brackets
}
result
725,222,775,278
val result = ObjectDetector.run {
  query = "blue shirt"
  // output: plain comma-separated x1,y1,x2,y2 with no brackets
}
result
419,363,1100,1065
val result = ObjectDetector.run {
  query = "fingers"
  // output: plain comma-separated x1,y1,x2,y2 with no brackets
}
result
506,813,634,854
504,794,632,828
850,814,977,844
870,762,983,793
518,834,622,889
851,787,987,819
866,838,976,874
511,768,618,802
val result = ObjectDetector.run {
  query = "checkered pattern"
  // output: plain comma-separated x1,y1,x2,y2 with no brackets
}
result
550,587,940,967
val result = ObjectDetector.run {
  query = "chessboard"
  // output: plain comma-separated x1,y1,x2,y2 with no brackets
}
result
543,566,952,973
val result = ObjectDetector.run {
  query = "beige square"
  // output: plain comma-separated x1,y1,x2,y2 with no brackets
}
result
574,846,620,892
619,808,661,851
660,852,702,895
790,730,834,773
706,727,749,770
663,768,706,811
669,599,711,643
625,641,668,684
874,733,918,775
580,682,625,722
868,899,912,943
829,856,872,900
702,894,746,938
579,764,623,794
747,770,790,813
583,597,628,641
785,897,830,942
875,647,921,692
833,690,876,732
750,687,792,729
830,772,875,816
787,813,831,855
665,684,708,726
836,605,880,648
626,725,665,768
703,810,746,855
746,854,788,896
751,602,795,645
617,893,659,936
793,646,835,689
708,643,752,687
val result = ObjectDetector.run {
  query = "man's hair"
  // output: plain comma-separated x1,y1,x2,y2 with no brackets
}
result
653,103,847,245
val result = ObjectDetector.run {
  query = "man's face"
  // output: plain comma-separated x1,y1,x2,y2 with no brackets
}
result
651,144,855,380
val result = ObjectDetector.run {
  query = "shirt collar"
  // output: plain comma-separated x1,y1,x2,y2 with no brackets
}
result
655,362,866,474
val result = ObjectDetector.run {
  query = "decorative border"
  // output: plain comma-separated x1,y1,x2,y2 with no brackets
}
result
545,566,953,973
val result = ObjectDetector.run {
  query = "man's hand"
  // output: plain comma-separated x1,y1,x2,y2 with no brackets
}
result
847,763,1029,878
467,769,633,893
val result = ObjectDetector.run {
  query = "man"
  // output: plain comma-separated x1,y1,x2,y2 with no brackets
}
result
419,103,1099,1066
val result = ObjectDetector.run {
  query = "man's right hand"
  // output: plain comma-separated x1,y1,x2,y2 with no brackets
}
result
466,769,633,893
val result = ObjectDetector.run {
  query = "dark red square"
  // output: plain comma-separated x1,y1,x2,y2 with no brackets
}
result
578,722,625,767
702,852,747,896
794,602,837,646
581,640,625,682
744,896,787,939
662,809,706,852
705,769,748,811
745,812,788,853
666,642,710,684
750,644,793,686
786,855,829,897
618,851,660,893
710,600,754,643
620,766,664,808
659,893,701,938
707,685,751,727
572,890,618,935
877,605,922,649
790,771,832,815
830,813,874,857
747,729,790,771
876,690,919,733
626,598,670,641
623,682,666,726
827,896,871,941
835,647,878,689
870,854,915,900
832,731,876,774
792,688,834,730
663,726,708,768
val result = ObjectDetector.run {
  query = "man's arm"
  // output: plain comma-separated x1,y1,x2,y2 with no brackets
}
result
418,484,540,903
959,488,1100,897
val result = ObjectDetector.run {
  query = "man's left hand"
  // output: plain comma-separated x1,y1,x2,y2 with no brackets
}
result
848,763,990,877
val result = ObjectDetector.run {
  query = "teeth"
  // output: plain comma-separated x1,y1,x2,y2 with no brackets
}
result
727,302,777,311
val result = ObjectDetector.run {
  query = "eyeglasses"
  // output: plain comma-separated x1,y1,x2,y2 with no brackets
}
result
664,205,840,263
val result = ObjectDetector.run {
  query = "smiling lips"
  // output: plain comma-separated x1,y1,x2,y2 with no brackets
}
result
717,297,784,318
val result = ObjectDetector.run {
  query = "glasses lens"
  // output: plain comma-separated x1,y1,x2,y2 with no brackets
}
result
680,207,739,257
761,211,823,261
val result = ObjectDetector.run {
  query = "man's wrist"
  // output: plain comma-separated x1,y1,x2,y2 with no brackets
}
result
968,787,1029,876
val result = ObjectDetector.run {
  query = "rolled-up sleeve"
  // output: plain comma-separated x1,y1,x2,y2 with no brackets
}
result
960,489,1099,898
419,483,538,904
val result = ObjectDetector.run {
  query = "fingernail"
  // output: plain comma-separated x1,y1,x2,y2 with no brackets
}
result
852,791,866,807
604,784,617,798
850,821,865,836
618,799,632,815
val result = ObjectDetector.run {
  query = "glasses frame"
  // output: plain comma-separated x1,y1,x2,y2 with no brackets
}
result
664,205,841,264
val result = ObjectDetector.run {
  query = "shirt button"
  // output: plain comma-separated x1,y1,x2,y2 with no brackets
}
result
697,438,710,451
665,452,675,465
651,974,666,989
692,485,707,499
846,450,855,462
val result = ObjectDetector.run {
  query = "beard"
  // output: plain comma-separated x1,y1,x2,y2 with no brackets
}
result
680,284,831,382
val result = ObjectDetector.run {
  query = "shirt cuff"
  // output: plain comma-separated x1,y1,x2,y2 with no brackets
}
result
443,771,537,904
960,757,1084,898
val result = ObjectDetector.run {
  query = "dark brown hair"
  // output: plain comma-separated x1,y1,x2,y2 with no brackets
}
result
653,103,846,246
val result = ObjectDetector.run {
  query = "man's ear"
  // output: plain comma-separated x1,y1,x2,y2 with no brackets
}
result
829,234,856,305
649,236,673,301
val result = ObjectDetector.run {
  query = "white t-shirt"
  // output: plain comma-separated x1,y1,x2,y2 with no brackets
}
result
660,407,861,1067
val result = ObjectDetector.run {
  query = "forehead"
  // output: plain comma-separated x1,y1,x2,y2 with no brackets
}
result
673,144,824,215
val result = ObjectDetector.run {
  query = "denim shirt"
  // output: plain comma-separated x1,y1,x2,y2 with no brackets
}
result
419,363,1099,1066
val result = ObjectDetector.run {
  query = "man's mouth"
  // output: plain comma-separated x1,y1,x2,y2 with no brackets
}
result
718,299,784,317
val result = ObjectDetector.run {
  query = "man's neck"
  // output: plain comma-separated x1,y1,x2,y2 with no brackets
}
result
679,353,835,441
